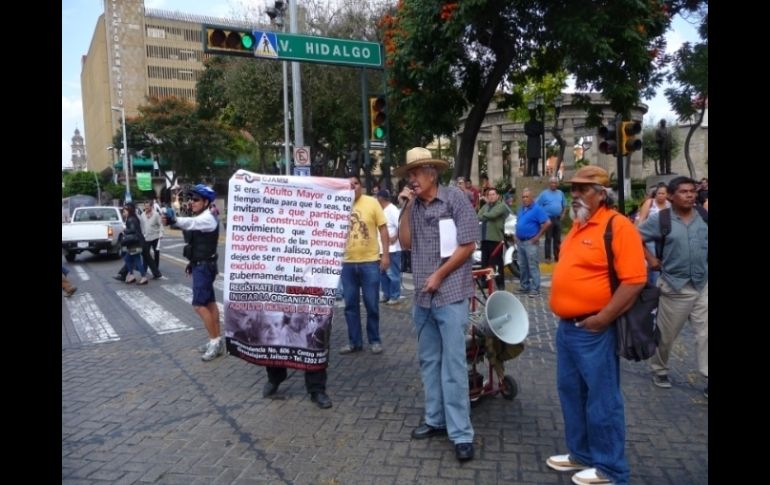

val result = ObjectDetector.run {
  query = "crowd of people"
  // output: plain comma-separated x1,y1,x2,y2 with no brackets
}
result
63,153,707,480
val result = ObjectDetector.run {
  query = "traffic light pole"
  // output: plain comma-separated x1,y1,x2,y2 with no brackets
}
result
361,69,372,192
614,113,625,214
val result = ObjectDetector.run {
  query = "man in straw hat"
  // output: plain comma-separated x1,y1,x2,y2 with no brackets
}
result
546,165,646,485
396,147,478,462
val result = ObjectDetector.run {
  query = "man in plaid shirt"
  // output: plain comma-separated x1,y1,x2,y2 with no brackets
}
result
396,147,479,463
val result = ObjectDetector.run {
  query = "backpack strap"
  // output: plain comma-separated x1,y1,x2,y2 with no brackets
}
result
656,206,708,260
656,208,672,260
603,214,620,293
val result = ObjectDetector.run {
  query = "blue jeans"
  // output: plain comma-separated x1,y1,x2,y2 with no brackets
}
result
342,261,381,347
380,251,401,301
412,299,474,444
556,320,629,484
517,240,540,291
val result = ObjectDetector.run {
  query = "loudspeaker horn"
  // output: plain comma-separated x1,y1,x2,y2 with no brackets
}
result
476,291,529,344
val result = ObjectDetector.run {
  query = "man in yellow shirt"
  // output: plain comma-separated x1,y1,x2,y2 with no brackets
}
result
339,176,390,355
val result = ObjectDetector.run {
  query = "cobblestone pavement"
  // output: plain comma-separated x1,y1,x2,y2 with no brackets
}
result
63,264,707,484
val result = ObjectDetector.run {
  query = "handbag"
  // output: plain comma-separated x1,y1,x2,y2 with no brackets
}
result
604,215,661,362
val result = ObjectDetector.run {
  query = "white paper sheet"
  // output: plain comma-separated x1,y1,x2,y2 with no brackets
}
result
439,218,458,258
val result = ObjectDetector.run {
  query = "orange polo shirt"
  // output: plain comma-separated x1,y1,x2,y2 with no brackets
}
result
550,206,647,318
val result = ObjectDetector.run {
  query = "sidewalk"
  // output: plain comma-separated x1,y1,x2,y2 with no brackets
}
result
62,267,707,484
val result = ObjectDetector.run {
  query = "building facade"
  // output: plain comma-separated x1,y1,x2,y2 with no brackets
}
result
80,0,253,174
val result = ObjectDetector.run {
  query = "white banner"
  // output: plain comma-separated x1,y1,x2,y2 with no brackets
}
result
223,170,352,370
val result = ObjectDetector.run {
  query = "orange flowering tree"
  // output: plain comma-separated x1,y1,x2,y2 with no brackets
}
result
382,0,701,178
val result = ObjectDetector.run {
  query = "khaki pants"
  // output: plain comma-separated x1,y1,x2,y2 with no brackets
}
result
650,279,708,378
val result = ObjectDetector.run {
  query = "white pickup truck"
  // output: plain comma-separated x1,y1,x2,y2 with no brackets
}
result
61,206,125,262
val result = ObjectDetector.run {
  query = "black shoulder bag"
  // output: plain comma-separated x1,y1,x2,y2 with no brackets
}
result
604,215,661,362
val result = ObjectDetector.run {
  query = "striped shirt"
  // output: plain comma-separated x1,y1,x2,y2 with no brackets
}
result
409,185,479,308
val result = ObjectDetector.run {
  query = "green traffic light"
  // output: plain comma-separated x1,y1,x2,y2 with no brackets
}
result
241,34,254,49
374,127,385,139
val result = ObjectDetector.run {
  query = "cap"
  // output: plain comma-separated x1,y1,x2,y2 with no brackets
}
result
376,189,391,199
568,166,610,187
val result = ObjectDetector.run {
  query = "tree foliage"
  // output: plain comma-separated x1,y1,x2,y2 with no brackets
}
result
113,97,236,183
382,0,684,178
664,3,707,177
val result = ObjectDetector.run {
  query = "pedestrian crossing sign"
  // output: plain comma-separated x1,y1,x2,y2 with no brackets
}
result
253,31,278,58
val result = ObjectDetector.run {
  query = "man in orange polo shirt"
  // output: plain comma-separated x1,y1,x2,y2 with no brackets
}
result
546,166,646,485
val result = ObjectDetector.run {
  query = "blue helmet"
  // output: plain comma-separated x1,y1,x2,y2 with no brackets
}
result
188,184,216,202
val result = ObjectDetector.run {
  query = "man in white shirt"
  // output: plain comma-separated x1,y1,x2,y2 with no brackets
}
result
377,189,402,305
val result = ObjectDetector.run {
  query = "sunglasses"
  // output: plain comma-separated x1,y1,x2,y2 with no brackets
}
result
190,197,203,202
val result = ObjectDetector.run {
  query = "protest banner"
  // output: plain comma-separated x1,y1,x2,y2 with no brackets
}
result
223,170,352,371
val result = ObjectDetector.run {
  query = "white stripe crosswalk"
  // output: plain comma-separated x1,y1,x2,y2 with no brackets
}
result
65,292,120,343
114,289,193,335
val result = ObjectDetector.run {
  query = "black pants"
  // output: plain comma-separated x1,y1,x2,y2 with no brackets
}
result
142,240,161,278
480,240,505,289
266,366,326,394
544,216,562,261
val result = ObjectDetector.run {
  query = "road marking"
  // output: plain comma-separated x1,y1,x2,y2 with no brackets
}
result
65,292,120,343
161,283,225,325
73,265,90,281
115,289,193,334
162,243,186,249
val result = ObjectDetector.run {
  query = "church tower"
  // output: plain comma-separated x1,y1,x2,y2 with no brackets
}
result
71,128,87,171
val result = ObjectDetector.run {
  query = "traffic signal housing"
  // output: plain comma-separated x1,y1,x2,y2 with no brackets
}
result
620,121,642,155
369,96,387,140
598,122,618,155
203,25,256,57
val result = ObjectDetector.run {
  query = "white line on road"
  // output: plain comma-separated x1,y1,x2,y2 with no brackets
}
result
73,265,90,281
65,292,119,344
161,283,225,325
115,289,193,334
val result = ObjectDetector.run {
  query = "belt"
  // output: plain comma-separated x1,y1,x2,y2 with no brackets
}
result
192,254,218,266
562,313,597,324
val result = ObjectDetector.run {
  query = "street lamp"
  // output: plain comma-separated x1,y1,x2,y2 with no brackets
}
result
111,106,131,202
266,1,291,176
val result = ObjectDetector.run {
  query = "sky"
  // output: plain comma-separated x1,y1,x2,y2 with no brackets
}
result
62,0,702,169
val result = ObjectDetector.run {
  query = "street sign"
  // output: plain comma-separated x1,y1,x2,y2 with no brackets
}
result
252,31,382,68
293,166,310,177
293,146,311,166
370,140,387,150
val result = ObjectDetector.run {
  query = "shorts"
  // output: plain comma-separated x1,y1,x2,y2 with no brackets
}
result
191,260,217,306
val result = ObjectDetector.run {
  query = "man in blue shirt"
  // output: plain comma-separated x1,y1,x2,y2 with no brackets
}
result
637,176,708,397
536,177,567,263
515,188,551,297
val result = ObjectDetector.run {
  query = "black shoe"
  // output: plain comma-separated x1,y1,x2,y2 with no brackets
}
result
455,443,474,462
310,392,332,409
411,423,447,440
113,274,126,281
262,382,280,398
153,273,162,280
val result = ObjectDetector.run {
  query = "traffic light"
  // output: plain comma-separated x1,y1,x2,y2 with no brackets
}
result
620,121,642,155
369,95,387,140
203,25,256,57
598,122,618,155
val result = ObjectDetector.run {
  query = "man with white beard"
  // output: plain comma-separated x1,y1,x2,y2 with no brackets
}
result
546,166,646,485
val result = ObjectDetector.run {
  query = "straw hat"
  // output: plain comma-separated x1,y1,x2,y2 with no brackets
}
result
392,147,449,178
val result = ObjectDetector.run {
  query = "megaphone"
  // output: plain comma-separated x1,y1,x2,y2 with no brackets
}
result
475,291,529,344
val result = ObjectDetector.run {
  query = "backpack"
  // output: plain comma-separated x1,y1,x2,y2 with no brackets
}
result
655,206,708,259
605,215,661,361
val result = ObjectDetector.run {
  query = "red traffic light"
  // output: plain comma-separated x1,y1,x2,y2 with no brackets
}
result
598,125,618,155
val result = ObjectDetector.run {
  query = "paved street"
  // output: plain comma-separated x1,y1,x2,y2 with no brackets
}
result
62,243,707,484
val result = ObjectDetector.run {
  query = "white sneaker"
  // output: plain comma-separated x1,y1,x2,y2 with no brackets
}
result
572,468,613,485
547,454,590,472
201,339,224,361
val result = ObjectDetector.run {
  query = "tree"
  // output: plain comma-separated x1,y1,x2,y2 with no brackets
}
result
62,171,100,198
114,97,235,184
383,0,685,178
664,5,707,178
